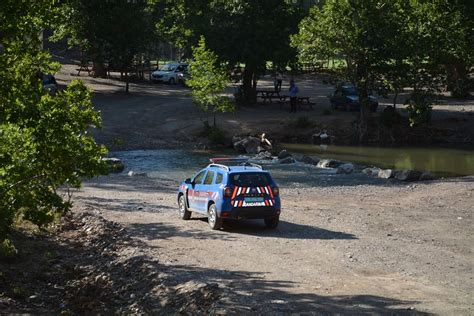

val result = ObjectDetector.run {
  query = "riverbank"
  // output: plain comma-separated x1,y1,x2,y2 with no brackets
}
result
53,63,474,151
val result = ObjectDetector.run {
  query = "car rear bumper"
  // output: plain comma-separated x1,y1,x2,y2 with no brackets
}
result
221,207,280,220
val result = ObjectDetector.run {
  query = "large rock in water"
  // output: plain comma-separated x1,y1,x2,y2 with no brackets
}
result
278,149,292,159
394,170,422,181
378,169,394,179
419,172,436,181
233,136,260,154
255,151,272,160
279,156,296,164
362,167,381,176
336,163,354,174
317,159,343,168
300,155,320,165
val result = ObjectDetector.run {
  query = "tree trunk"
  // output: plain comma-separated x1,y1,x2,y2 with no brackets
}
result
92,62,107,78
358,88,371,143
242,66,257,104
125,71,129,94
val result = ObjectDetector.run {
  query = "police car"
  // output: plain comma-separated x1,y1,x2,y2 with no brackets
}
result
177,158,281,230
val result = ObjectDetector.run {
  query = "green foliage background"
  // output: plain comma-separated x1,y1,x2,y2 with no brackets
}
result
0,0,107,242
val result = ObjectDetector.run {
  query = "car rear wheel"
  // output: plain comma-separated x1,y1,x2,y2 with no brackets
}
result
264,215,279,229
169,77,175,85
208,204,222,230
178,195,191,220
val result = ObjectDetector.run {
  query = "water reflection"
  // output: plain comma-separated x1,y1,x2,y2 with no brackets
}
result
283,144,474,177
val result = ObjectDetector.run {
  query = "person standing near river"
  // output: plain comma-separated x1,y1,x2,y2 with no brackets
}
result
289,79,298,113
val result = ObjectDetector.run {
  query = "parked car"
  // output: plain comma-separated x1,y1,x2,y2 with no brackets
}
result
177,68,190,86
330,85,378,112
177,158,281,230
42,74,57,95
151,63,188,84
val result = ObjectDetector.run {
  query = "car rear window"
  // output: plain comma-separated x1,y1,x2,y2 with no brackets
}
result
215,173,223,184
230,173,271,187
203,171,215,185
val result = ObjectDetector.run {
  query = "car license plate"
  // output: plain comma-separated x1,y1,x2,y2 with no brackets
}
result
244,197,264,203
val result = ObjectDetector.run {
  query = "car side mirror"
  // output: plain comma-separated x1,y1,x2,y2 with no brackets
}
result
185,178,192,184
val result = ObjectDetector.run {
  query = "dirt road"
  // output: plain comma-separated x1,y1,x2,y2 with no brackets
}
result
57,63,474,314
73,173,473,315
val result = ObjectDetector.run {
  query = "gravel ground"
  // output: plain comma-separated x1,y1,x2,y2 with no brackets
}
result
12,61,466,315
70,173,473,315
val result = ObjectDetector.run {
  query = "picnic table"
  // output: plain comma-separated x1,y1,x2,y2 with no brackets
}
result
257,89,286,103
278,95,315,111
76,62,91,76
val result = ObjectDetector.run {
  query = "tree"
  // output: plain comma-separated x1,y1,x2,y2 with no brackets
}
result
0,0,107,244
163,0,302,103
292,0,404,140
187,36,234,127
54,0,161,92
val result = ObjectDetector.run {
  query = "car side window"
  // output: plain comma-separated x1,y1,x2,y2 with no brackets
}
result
203,171,215,185
215,173,223,184
193,170,206,184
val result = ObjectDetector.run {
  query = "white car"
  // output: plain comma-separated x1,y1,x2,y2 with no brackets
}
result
151,63,188,84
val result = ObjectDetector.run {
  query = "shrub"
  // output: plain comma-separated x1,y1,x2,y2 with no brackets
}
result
405,91,433,127
0,239,18,260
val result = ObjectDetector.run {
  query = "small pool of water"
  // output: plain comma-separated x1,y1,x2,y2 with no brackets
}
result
283,143,474,177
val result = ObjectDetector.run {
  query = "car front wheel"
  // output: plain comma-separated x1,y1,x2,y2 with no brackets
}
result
169,77,175,85
178,195,191,220
208,204,222,230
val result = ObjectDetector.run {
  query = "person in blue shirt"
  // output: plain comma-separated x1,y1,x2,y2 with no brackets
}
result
289,79,299,113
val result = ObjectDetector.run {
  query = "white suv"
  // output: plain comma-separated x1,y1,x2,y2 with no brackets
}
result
151,63,188,84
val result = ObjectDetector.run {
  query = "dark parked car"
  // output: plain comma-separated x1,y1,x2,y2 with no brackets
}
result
330,85,378,112
42,74,57,96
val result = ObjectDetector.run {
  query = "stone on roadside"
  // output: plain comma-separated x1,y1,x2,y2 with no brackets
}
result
378,169,394,179
279,157,296,164
394,169,422,181
300,155,320,165
336,163,354,174
362,167,381,176
317,159,343,168
278,149,292,159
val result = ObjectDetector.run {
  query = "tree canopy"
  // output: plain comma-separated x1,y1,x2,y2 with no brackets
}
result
0,0,106,243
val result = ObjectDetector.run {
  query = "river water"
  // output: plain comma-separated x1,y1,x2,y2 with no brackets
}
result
111,145,473,188
282,144,474,178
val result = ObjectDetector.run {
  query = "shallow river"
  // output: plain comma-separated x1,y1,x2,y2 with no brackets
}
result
111,145,473,188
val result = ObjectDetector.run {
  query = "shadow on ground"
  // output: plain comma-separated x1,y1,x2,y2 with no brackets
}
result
125,218,356,241
0,221,428,315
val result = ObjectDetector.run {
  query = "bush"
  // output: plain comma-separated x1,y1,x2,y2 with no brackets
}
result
288,116,316,129
0,239,18,260
380,106,401,127
199,121,226,144
405,91,433,127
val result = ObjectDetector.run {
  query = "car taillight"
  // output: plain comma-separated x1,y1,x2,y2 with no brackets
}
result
224,187,232,197
273,187,279,196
